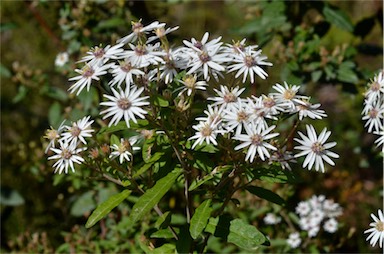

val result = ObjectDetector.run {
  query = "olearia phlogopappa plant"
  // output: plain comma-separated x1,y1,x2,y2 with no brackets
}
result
44,20,342,252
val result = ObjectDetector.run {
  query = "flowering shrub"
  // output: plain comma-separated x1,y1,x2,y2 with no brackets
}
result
42,19,345,252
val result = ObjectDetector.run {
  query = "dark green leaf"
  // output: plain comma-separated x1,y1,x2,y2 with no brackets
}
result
70,191,95,217
85,189,131,228
155,211,171,229
127,167,182,226
134,152,165,177
190,199,213,239
0,187,25,206
228,219,266,250
245,186,285,206
323,5,354,32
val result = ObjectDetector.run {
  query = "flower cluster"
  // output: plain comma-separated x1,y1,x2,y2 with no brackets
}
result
295,195,342,239
44,116,94,174
362,69,384,150
45,19,339,175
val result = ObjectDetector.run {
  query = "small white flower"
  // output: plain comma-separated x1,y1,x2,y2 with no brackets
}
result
308,225,320,238
68,63,113,95
295,201,311,217
48,140,86,174
117,20,165,44
100,85,149,127
175,74,208,96
295,99,327,120
373,129,384,150
157,48,188,84
44,120,67,154
364,71,384,104
294,125,339,173
233,124,279,162
61,116,94,145
362,104,384,133
222,99,253,136
364,209,384,248
78,44,124,66
196,104,224,126
208,85,245,109
122,43,166,68
269,147,296,170
147,25,179,44
271,82,302,112
264,213,281,225
110,137,140,164
189,120,225,149
227,47,272,83
108,60,145,87
55,52,69,67
287,232,301,248
323,218,338,233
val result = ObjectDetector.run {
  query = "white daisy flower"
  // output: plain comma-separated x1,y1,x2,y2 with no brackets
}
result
233,124,279,162
175,74,208,96
117,20,165,44
208,85,245,109
48,140,86,174
263,213,281,225
189,120,225,149
223,39,248,57
365,71,384,104
227,47,272,83
78,43,124,66
364,209,384,248
295,201,311,217
183,32,223,54
295,99,327,120
60,116,94,145
286,232,301,248
109,137,141,164
362,104,384,133
122,43,166,68
147,25,179,44
373,129,384,150
246,96,272,131
100,85,149,127
269,146,296,170
323,218,338,233
271,82,302,112
44,120,67,154
294,125,339,173
68,63,113,95
195,104,224,128
55,52,69,67
307,225,320,238
108,60,145,87
222,99,253,136
157,48,188,84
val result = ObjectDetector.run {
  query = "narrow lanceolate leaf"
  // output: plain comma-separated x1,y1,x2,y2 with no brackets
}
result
228,219,266,250
128,167,182,226
245,186,285,206
189,199,213,239
323,5,353,32
85,189,131,228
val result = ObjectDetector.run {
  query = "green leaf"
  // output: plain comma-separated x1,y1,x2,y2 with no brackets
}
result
151,229,179,239
0,63,11,78
311,70,323,82
228,219,266,250
70,191,95,217
189,175,214,191
245,186,285,206
251,166,299,184
155,211,171,229
190,199,213,239
134,152,165,177
152,94,169,107
323,5,353,32
12,86,28,103
127,167,182,226
85,189,131,228
110,134,120,146
0,187,25,206
48,102,62,128
337,64,359,84
152,243,176,254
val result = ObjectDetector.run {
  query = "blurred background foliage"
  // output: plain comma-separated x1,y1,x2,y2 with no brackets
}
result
1,0,383,252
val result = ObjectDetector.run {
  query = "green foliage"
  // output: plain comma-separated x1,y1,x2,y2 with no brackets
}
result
189,199,213,239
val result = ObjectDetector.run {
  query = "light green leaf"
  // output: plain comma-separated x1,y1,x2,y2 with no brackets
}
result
85,189,131,228
323,5,353,32
134,152,165,177
152,243,176,254
245,186,285,206
189,175,214,191
0,187,25,206
190,199,213,239
337,65,359,84
228,219,266,250
151,228,179,239
127,167,182,226
153,95,169,107
155,211,171,229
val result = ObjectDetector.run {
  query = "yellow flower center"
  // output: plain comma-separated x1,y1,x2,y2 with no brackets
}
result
283,89,296,100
